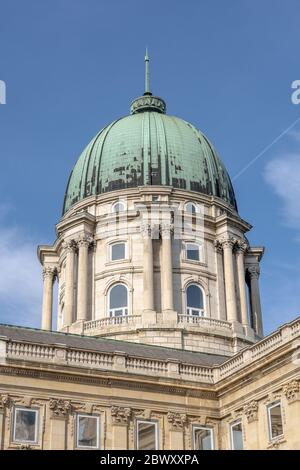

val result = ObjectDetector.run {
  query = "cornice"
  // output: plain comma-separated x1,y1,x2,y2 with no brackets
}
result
0,363,217,400
56,211,96,237
215,212,252,233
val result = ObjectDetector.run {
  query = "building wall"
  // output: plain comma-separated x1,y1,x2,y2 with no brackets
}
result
0,319,299,450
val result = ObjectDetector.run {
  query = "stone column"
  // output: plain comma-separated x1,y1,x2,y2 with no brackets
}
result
220,237,238,323
236,241,249,327
161,223,174,312
248,265,263,336
63,240,76,328
214,241,227,321
77,236,92,322
141,224,154,312
41,267,56,331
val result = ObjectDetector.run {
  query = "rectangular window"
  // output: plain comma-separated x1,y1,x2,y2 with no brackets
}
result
268,403,283,440
136,420,158,450
186,243,200,261
13,407,38,444
111,242,126,261
76,414,100,449
193,426,214,450
230,421,243,450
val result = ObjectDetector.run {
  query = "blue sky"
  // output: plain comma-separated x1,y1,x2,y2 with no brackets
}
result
0,0,299,334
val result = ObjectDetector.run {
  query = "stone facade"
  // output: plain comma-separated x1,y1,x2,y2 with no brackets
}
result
38,186,264,356
5,73,298,450
0,319,299,450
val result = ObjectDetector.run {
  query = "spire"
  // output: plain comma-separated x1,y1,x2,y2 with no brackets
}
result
130,50,166,115
144,48,151,95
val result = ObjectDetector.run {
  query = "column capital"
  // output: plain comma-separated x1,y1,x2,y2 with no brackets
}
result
62,239,77,253
214,239,223,253
247,265,260,279
140,222,153,238
77,234,94,248
42,266,57,281
235,239,248,254
160,222,174,238
218,235,237,249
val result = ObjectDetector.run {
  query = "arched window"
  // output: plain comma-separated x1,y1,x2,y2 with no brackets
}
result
185,202,197,214
186,284,205,317
112,201,126,213
108,284,128,317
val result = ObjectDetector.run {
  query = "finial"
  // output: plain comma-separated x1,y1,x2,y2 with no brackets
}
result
144,48,151,95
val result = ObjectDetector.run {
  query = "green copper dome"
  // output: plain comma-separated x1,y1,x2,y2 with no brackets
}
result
63,109,237,214
63,54,237,214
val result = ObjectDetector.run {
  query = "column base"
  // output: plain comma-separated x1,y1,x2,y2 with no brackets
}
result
68,320,85,335
243,325,256,341
142,310,157,325
231,321,244,335
162,310,178,324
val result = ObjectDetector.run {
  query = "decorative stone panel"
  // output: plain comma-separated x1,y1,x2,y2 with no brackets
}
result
243,400,259,423
49,398,72,419
111,406,132,425
167,412,187,430
283,380,300,404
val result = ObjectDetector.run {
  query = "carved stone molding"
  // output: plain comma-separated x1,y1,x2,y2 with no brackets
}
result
243,400,259,423
283,380,300,404
267,437,286,450
49,398,72,419
167,412,187,430
111,406,132,425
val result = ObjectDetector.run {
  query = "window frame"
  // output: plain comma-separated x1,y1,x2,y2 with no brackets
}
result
76,413,100,450
186,283,205,317
136,419,159,450
267,401,284,441
192,425,214,450
112,201,126,214
184,202,198,214
230,420,244,450
184,241,203,263
110,241,127,262
108,283,129,317
12,407,39,445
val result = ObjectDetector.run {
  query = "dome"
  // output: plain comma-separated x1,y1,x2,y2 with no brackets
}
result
63,58,237,214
